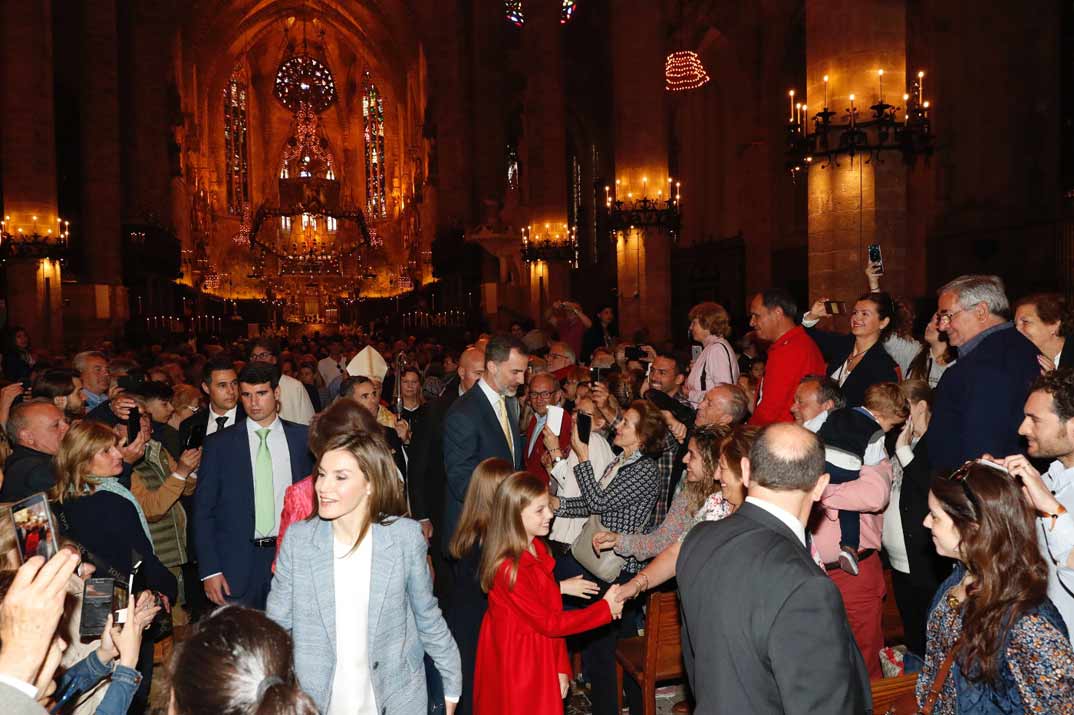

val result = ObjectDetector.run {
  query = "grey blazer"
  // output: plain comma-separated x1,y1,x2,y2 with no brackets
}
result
0,683,46,714
267,516,462,713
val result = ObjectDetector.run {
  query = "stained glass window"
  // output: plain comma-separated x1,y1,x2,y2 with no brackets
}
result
504,1,577,26
224,65,250,215
363,71,387,219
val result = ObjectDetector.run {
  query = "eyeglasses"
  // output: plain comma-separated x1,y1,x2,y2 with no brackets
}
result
250,351,273,361
936,309,965,325
548,352,570,361
530,390,556,400
947,460,981,510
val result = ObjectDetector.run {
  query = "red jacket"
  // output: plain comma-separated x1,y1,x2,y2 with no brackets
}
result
749,325,827,426
524,411,573,485
474,539,611,715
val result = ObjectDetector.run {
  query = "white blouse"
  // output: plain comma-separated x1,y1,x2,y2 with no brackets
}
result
329,534,377,715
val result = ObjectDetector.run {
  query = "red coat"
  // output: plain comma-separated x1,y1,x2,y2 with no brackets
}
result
524,411,573,486
748,325,827,426
474,539,611,715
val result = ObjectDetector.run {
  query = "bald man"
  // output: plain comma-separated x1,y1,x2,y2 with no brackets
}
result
1,400,70,501
677,424,870,714
523,373,571,485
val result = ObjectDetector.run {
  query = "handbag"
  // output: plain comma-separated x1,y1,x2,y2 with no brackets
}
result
884,643,959,715
571,515,625,583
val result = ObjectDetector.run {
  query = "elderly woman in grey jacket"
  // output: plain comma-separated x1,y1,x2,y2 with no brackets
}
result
267,430,462,715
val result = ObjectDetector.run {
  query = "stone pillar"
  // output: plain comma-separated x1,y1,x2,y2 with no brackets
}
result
806,0,911,305
0,0,64,352
611,0,672,343
80,0,123,286
521,0,570,320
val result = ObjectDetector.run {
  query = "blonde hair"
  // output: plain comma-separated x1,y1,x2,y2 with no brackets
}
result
449,458,515,560
683,425,731,514
312,432,407,548
479,472,547,593
688,302,732,338
51,421,118,503
864,382,910,420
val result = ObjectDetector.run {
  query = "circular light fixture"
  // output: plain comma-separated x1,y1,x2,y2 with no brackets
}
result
274,54,337,113
665,50,710,92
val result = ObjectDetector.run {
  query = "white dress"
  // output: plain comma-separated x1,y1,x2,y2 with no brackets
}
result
328,534,378,715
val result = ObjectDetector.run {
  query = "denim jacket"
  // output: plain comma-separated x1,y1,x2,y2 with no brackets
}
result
55,651,141,715
925,564,1069,714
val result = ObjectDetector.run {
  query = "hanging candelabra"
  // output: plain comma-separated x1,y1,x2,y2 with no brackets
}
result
0,214,71,260
520,223,579,267
786,69,933,177
601,176,682,238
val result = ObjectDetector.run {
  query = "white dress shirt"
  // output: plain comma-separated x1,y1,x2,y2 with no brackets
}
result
278,373,315,425
745,496,807,547
205,405,239,436
1038,460,1074,629
246,416,292,539
329,534,378,715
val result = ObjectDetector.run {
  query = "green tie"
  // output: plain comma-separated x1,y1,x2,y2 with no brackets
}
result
254,428,275,536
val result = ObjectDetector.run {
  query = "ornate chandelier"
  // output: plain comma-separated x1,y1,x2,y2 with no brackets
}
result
665,50,710,92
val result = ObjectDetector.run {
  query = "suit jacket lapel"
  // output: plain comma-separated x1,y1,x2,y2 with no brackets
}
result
281,421,307,483
367,522,397,655
507,396,523,467
310,518,337,655
234,418,255,522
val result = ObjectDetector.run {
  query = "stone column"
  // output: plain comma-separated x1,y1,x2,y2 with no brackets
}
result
521,0,570,320
806,0,912,305
0,0,64,351
80,0,123,286
611,0,672,343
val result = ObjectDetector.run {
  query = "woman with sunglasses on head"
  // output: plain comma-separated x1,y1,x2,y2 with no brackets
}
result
919,462,1074,712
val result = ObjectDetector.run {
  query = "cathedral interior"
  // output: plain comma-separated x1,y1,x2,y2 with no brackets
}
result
0,0,1068,350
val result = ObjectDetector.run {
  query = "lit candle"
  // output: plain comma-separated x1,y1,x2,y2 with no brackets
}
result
801,105,808,134
795,103,802,126
917,71,925,104
849,94,856,127
789,89,795,121
823,75,829,108
878,69,884,102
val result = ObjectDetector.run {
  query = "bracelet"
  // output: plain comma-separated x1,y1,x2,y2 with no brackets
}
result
169,472,187,482
631,573,649,598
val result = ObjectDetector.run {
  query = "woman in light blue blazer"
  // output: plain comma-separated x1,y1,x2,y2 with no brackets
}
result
267,430,462,715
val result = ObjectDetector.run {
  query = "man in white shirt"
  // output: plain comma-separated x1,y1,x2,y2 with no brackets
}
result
999,368,1074,628
249,339,315,425
790,374,845,433
317,337,347,387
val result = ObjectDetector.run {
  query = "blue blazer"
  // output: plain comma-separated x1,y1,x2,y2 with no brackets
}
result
267,516,462,713
193,417,312,597
442,384,524,542
925,325,1039,471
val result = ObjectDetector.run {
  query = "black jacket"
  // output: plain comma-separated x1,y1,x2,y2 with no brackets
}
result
0,445,55,501
806,326,900,407
677,502,871,714
898,438,952,589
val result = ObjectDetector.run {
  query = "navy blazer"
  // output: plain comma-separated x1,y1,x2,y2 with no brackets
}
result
193,417,312,597
442,384,523,544
805,327,900,407
925,324,1039,471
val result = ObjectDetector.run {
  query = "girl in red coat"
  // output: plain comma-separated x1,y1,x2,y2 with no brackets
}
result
474,472,623,714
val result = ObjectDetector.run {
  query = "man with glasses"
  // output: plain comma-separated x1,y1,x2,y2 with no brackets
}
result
926,274,1039,469
546,341,577,381
523,372,571,485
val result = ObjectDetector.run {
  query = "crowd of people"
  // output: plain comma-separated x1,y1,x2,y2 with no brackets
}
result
1,265,1074,714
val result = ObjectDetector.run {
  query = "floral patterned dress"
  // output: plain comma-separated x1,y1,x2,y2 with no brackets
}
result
917,581,1074,714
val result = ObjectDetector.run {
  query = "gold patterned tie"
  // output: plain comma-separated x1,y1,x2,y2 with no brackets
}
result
498,395,515,462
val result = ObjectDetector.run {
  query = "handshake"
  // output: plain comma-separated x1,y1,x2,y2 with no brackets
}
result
560,574,625,619
603,585,625,619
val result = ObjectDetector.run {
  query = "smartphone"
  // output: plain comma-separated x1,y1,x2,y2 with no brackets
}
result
185,422,207,450
127,406,141,445
113,577,131,625
824,300,848,315
12,492,58,562
625,346,645,362
868,243,884,275
576,412,592,445
589,367,603,383
80,577,115,639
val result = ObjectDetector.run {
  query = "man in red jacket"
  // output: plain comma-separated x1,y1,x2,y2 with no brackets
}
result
748,290,827,426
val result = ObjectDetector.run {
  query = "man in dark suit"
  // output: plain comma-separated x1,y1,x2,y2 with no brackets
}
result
927,274,1040,470
677,423,871,715
194,362,312,610
442,335,527,544
177,356,244,447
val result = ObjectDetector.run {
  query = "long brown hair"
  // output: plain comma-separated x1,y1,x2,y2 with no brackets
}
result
51,421,117,503
478,472,546,593
682,425,730,514
311,432,407,548
930,464,1050,682
449,458,514,559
